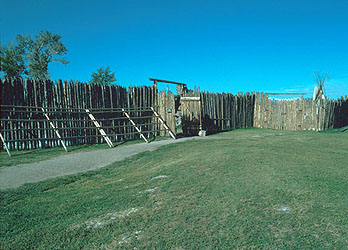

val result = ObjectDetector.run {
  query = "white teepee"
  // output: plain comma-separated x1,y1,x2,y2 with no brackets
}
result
313,72,328,103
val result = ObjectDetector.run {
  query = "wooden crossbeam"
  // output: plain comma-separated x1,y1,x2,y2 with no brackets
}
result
149,78,186,86
41,108,68,152
85,109,114,148
122,108,149,143
151,107,176,139
0,132,11,157
181,96,200,101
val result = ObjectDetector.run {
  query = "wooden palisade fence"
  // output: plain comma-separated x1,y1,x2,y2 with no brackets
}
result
1,78,347,153
0,105,174,151
179,87,255,135
253,93,348,131
200,91,255,133
0,78,174,152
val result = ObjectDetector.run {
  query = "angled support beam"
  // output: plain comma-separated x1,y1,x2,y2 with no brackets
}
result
122,108,149,143
0,133,11,157
41,108,68,152
86,109,114,148
151,107,176,139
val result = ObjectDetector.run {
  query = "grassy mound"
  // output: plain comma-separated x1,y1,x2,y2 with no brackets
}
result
1,129,348,248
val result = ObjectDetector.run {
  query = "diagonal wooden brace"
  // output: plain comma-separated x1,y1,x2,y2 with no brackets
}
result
151,107,176,139
41,108,68,152
0,132,11,157
122,108,149,143
85,109,114,148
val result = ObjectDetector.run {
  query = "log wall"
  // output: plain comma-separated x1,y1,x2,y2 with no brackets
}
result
199,91,255,134
0,79,163,150
1,78,347,152
253,93,348,131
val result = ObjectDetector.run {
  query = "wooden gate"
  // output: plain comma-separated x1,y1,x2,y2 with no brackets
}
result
180,96,202,136
157,90,176,136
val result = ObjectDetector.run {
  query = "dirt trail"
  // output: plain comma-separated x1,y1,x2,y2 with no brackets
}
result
0,137,194,190
0,132,287,190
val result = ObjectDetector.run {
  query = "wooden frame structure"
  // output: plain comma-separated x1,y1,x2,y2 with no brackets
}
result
0,105,175,156
149,78,188,94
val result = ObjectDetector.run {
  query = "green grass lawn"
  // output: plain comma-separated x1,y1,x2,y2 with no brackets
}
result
1,128,348,249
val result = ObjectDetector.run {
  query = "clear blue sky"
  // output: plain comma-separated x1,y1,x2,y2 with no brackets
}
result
1,0,347,98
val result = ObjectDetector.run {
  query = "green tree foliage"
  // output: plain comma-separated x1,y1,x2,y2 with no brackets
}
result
18,31,69,80
0,31,68,80
90,66,116,85
0,42,27,79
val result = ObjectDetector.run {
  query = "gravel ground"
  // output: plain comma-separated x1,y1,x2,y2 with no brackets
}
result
0,137,195,190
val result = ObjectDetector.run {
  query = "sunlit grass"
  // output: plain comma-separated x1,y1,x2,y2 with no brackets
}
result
1,129,348,249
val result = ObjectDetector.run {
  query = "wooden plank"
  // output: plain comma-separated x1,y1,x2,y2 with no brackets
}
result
122,108,149,143
86,109,114,147
41,108,68,152
0,132,11,157
149,78,186,86
180,96,201,102
151,107,176,139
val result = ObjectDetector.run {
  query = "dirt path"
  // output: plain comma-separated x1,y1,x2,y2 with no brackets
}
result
0,132,288,190
0,137,195,190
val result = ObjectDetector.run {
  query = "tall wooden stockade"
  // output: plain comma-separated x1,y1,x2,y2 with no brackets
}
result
0,78,174,155
0,105,176,155
253,93,348,131
1,78,347,155
199,90,255,134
